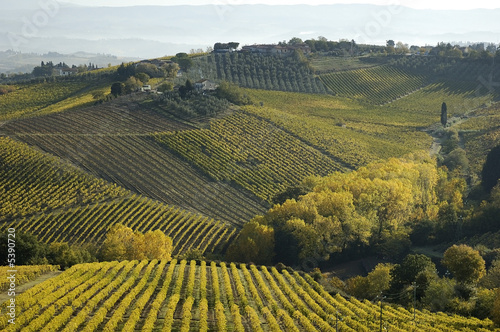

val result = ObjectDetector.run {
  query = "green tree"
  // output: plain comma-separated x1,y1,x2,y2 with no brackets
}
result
134,72,150,84
0,231,48,265
443,148,469,172
124,76,142,94
442,244,486,284
481,259,500,289
164,62,180,78
215,81,252,105
172,53,193,72
47,242,94,270
422,277,456,311
493,288,500,325
346,263,394,299
110,82,125,97
389,254,437,302
441,102,448,127
271,185,311,205
178,79,194,99
288,37,304,45
157,81,174,93
481,145,500,193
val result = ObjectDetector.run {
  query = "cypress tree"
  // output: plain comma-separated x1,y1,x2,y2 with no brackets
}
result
441,102,448,127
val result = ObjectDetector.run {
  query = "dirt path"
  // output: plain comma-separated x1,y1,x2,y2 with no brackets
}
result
0,271,62,305
425,114,475,157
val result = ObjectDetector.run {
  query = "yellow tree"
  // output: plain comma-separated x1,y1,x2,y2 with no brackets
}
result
226,220,275,265
143,229,173,260
100,224,172,261
100,223,135,261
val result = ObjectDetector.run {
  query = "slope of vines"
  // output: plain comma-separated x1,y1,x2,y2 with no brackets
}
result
12,134,264,226
320,65,426,104
0,260,496,331
243,90,432,168
0,195,237,256
0,137,237,256
4,96,266,226
154,111,344,201
0,137,128,221
0,79,111,121
185,53,328,94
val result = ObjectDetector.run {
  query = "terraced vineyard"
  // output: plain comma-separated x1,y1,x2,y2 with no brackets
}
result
244,90,432,168
4,98,267,226
0,259,497,331
155,111,345,201
0,137,128,221
0,195,236,256
320,65,426,104
0,137,237,255
458,103,500,174
0,80,110,121
184,53,328,94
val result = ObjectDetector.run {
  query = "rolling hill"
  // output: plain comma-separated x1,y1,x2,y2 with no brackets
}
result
1,49,500,331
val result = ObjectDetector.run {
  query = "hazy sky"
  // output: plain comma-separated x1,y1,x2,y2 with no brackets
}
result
62,0,500,10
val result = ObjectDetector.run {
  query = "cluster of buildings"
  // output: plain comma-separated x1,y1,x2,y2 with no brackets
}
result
214,44,311,56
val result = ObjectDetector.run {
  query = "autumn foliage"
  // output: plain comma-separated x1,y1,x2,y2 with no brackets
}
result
100,224,172,261
228,152,467,265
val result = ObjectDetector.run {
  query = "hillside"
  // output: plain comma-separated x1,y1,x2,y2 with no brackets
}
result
2,95,266,226
0,137,236,256
1,49,500,330
0,260,497,331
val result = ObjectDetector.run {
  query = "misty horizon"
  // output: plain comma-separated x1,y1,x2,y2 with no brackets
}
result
0,2,499,71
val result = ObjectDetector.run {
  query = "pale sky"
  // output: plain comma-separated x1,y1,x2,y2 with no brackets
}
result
62,0,500,10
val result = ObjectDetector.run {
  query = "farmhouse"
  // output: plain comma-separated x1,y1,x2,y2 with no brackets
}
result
241,44,311,56
195,79,218,91
58,68,78,76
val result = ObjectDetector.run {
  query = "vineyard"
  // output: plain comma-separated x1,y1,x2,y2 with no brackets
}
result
184,53,328,94
243,90,432,168
386,81,496,119
309,55,383,74
388,55,500,83
0,265,59,292
0,137,237,255
0,195,237,256
154,111,345,201
0,259,497,331
3,97,266,226
319,65,427,105
1,95,194,135
0,80,111,121
0,137,128,221
458,103,500,174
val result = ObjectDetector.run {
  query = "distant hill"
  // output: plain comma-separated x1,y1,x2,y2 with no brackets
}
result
0,50,139,74
0,4,499,58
